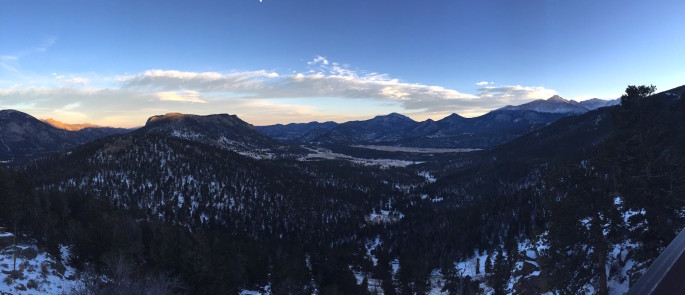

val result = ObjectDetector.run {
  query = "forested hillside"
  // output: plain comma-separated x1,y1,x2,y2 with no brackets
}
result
0,86,683,294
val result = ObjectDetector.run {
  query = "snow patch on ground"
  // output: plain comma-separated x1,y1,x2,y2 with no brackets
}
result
624,208,646,225
420,194,443,202
366,236,381,266
353,145,479,154
391,258,400,283
580,217,592,230
418,171,436,183
299,147,420,167
0,241,79,295
455,249,488,280
366,209,404,224
426,269,447,295
239,283,271,295
352,158,418,168
170,129,202,141
237,150,275,160
604,204,646,295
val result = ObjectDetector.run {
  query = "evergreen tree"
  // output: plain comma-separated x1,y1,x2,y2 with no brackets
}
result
614,84,685,260
542,161,622,294
0,169,31,271
620,84,656,108
441,260,459,294
489,247,508,295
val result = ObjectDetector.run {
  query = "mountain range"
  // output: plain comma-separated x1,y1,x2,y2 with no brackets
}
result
0,95,618,162
0,110,128,161
1,86,684,294
500,95,618,113
41,118,104,131
257,95,618,148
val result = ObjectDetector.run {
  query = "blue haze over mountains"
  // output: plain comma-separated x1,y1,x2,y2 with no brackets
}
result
256,95,619,148
0,95,618,161
1,86,684,294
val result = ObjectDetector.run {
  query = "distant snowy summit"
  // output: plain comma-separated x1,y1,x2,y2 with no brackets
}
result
500,95,619,114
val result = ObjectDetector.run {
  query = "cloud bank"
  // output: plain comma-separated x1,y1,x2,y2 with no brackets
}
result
0,56,559,126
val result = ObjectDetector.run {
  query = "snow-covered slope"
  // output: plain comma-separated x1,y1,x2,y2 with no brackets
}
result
500,95,590,114
578,98,620,110
0,232,79,294
500,95,619,114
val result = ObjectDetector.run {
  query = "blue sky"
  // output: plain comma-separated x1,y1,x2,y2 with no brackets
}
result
1,0,684,127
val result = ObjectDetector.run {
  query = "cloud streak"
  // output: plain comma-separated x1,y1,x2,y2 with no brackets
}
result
0,36,58,76
33,36,57,53
157,91,206,103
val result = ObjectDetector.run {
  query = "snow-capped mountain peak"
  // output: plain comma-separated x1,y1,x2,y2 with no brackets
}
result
500,95,590,114
547,95,569,103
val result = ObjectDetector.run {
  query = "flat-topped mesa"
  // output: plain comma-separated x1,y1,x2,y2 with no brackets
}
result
145,112,189,125
161,112,186,119
137,112,277,153
145,113,245,127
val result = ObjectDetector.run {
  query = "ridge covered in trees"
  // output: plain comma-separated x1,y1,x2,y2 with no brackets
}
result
0,85,683,294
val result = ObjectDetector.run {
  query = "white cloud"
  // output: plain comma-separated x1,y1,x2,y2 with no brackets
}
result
0,56,566,126
62,102,81,110
270,71,478,111
1,102,38,110
34,36,57,53
0,55,20,73
118,69,277,92
308,55,329,65
157,91,206,103
54,74,90,86
67,77,89,85
477,85,557,105
476,81,493,86
0,87,158,127
113,65,480,113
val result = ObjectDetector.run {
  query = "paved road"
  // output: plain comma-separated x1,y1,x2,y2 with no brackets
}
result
628,228,685,294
